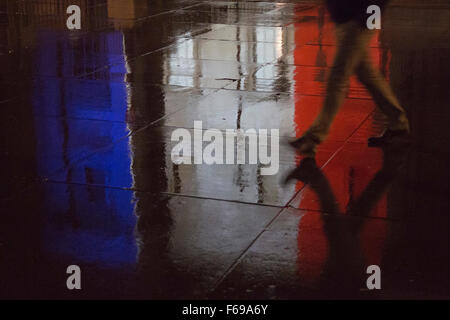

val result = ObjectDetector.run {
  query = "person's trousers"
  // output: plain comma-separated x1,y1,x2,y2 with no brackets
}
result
307,20,410,142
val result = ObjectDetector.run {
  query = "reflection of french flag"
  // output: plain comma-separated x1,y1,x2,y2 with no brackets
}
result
42,183,137,268
292,6,388,285
33,29,137,269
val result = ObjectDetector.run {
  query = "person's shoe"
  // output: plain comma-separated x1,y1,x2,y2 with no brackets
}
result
368,128,411,147
288,132,320,156
283,157,319,185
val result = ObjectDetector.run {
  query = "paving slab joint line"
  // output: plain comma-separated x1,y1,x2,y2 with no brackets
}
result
207,109,379,291
208,204,287,295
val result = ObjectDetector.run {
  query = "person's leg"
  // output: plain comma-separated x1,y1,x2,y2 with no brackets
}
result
291,21,376,155
355,50,410,132
310,22,376,139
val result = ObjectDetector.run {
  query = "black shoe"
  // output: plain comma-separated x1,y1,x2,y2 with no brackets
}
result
283,157,319,185
368,129,411,147
288,133,320,156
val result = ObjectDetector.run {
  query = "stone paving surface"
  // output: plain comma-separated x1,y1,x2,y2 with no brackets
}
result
1,0,449,299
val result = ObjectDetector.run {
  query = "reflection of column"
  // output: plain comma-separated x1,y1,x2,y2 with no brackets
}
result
192,37,201,89
125,54,174,299
118,1,177,297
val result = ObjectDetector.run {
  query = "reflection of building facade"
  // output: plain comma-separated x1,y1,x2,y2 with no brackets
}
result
12,1,138,268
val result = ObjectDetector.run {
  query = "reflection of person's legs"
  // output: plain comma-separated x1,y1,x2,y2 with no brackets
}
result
355,51,409,131
307,21,375,142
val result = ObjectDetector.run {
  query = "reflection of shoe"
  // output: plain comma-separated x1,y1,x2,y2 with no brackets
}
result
284,157,319,185
288,133,320,156
368,129,411,147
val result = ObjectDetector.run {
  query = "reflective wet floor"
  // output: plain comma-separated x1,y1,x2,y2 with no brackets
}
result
1,0,450,299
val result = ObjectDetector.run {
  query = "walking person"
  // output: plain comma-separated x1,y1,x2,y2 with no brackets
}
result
290,0,410,157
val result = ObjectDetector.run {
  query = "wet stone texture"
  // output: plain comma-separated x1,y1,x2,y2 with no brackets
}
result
1,0,450,299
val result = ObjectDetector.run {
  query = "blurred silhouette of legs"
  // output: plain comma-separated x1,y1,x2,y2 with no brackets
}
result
291,20,410,154
355,51,409,132
285,143,410,296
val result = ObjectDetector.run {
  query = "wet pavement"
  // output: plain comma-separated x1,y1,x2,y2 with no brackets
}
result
1,0,450,299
